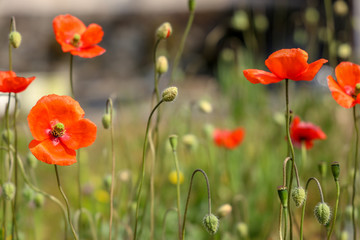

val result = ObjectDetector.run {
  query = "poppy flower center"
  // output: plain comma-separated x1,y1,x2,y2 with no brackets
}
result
71,33,81,47
355,83,360,96
51,122,66,137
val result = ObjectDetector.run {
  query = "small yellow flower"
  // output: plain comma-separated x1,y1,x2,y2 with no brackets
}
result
168,170,184,185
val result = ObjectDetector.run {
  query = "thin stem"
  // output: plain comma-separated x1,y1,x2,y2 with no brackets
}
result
300,177,324,240
278,205,283,240
181,169,212,240
74,208,98,240
69,54,74,98
283,157,300,188
133,100,164,240
171,9,195,82
107,98,115,240
352,106,358,240
161,208,177,240
283,206,288,240
171,148,182,240
54,165,79,240
301,141,307,169
327,179,340,240
11,94,19,239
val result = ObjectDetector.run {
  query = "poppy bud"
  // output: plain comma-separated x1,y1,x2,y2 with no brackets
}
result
188,0,196,11
9,31,22,48
2,129,14,145
162,86,178,102
216,203,232,219
277,186,288,207
3,182,15,201
156,22,172,40
26,152,38,169
156,56,168,74
331,162,340,181
231,10,249,31
203,214,219,235
22,185,34,202
103,174,112,192
236,222,248,238
182,134,198,151
34,193,45,208
291,187,306,207
169,134,178,151
334,0,348,16
314,202,331,225
318,161,327,178
198,100,213,114
102,113,111,129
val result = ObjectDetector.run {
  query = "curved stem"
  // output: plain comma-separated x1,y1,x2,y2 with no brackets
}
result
352,106,358,240
161,208,177,240
283,157,300,188
133,100,164,240
74,208,98,240
54,165,79,240
327,180,340,240
181,169,212,240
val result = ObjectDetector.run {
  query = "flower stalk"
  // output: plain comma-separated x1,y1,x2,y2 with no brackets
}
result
351,106,359,240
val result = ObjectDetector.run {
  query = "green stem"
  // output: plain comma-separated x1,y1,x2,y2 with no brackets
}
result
107,98,115,240
133,100,164,240
11,94,19,240
181,169,212,240
54,165,79,240
283,206,288,240
278,205,283,240
74,208,98,240
301,141,307,169
171,9,195,82
352,106,358,240
171,148,182,240
161,208,177,240
327,180,340,240
69,54,74,98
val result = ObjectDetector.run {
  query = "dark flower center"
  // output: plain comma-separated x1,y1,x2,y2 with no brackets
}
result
51,122,65,137
71,33,81,47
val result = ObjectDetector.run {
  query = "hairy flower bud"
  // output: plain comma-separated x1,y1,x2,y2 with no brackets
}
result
156,22,172,39
314,202,331,225
156,56,168,74
162,86,178,102
102,113,111,129
291,187,306,207
3,182,15,201
9,31,22,48
203,214,219,235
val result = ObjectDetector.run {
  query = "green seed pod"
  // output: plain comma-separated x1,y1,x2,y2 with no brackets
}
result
3,182,16,201
9,31,22,48
331,162,340,181
291,187,306,207
188,0,196,11
318,162,327,178
169,134,178,151
34,193,45,208
22,185,34,202
162,86,178,102
156,22,172,40
203,214,219,235
156,56,168,74
2,129,14,145
102,113,111,129
26,152,38,168
103,174,112,192
277,186,288,208
314,202,331,225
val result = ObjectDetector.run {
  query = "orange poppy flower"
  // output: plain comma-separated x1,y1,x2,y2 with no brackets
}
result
27,94,97,166
243,48,328,84
290,116,326,149
213,128,245,149
0,71,35,93
53,14,106,58
327,61,360,108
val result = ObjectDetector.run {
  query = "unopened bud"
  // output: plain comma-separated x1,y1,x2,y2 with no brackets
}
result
162,86,178,102
198,100,213,114
169,134,178,151
3,182,15,201
216,204,232,218
182,134,198,151
22,185,34,202
188,0,196,11
156,56,168,74
9,31,22,48
102,113,111,129
331,162,340,181
103,174,112,192
291,187,306,207
318,162,327,178
314,202,331,225
203,214,219,235
236,222,248,238
2,129,14,144
203,124,214,140
34,193,45,208
27,152,38,168
277,186,288,207
156,22,172,39
231,10,249,31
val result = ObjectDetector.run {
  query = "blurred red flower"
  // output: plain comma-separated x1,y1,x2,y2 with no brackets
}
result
28,94,97,166
243,48,327,84
327,61,360,108
290,116,326,149
213,128,245,149
53,14,106,58
0,71,35,93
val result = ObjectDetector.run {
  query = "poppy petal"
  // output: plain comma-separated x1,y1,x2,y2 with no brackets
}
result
292,59,328,81
0,76,35,93
53,14,86,45
81,24,104,47
334,61,360,88
265,48,309,79
243,69,283,84
327,76,356,108
61,118,97,150
29,139,76,166
70,45,106,58
0,71,16,79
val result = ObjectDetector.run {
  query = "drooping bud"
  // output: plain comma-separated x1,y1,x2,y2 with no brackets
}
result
156,56,168,74
314,202,331,225
318,161,327,178
291,187,306,207
162,86,178,102
9,31,22,48
331,162,340,181
277,186,288,208
236,222,248,238
202,214,219,235
2,129,14,144
26,152,38,169
198,100,213,114
3,182,15,201
216,204,232,219
102,113,111,129
188,0,196,11
156,22,172,40
169,134,178,151
103,174,112,192
34,193,45,208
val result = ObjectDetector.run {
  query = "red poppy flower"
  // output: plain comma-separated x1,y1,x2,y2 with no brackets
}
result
290,116,326,149
53,14,106,58
27,94,97,166
327,61,360,108
0,71,35,93
213,128,245,149
243,48,328,84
